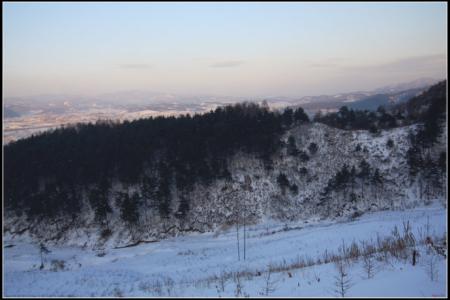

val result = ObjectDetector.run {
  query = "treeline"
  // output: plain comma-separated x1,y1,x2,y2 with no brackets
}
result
314,80,447,132
405,81,447,200
4,102,309,224
319,159,384,207
314,106,401,132
4,81,446,228
317,81,447,207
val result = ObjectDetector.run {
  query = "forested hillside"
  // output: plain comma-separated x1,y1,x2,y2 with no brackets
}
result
4,81,447,248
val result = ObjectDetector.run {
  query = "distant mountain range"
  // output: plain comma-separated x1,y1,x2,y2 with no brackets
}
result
346,87,426,111
374,77,441,93
291,78,442,113
4,80,446,248
343,77,442,111
3,77,443,118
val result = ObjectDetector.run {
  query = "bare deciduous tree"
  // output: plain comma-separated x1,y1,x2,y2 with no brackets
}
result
163,276,175,296
412,249,418,266
425,253,439,281
218,271,227,293
334,260,352,297
234,273,244,297
260,268,278,296
222,186,241,261
362,253,375,279
39,242,51,270
242,176,253,261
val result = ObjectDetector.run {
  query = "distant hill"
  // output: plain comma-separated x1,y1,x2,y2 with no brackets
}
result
291,78,440,113
4,81,447,248
390,80,447,120
348,87,426,111
374,77,441,94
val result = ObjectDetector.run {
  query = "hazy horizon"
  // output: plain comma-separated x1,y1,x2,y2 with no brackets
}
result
2,76,446,103
3,2,447,99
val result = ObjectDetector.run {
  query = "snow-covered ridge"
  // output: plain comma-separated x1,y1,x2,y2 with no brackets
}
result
4,122,446,248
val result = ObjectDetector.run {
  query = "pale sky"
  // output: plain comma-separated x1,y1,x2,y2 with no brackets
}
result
2,2,447,98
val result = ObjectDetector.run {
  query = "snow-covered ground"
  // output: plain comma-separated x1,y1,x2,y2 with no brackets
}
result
3,202,447,297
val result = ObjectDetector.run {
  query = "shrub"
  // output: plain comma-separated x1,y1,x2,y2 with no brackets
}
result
50,259,65,271
299,151,310,162
290,183,299,195
386,139,394,148
100,228,112,239
308,142,318,155
350,210,363,220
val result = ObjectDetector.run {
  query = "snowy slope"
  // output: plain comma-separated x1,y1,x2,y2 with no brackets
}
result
4,203,447,297
4,122,446,248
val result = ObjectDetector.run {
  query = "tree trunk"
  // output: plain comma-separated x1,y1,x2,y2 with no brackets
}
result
361,180,364,199
243,195,246,261
243,213,246,261
236,221,240,261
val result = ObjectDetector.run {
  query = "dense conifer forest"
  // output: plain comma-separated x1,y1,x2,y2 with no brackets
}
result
4,81,446,230
5,102,309,221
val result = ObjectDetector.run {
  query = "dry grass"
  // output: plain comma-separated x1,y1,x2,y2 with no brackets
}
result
140,223,446,297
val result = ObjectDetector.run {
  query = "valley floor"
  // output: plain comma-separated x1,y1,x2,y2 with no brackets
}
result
3,201,448,297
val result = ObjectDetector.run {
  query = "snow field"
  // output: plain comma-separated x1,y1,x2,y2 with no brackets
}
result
4,201,447,297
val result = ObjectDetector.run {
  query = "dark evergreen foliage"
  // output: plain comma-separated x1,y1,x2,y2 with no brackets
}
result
298,150,310,162
116,191,140,226
289,183,299,195
293,107,310,123
299,167,308,176
89,179,112,226
4,102,287,220
315,105,383,131
3,81,445,224
314,80,446,132
386,139,394,149
277,173,290,195
287,136,299,156
308,142,318,155
405,81,447,199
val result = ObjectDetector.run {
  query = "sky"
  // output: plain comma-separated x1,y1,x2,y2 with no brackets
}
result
2,2,447,99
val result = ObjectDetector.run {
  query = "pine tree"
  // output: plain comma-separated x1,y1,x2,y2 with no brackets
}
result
386,139,394,149
89,179,112,227
406,143,426,199
438,152,446,174
438,152,446,192
358,159,371,199
308,142,318,155
371,168,383,200
327,165,352,203
287,136,299,156
117,191,140,226
157,162,172,218
277,173,290,195
407,145,423,178
289,183,299,195
282,108,294,128
299,150,310,162
350,166,357,195
423,155,441,200
176,195,190,219
293,107,309,124
142,174,158,209
39,243,51,270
